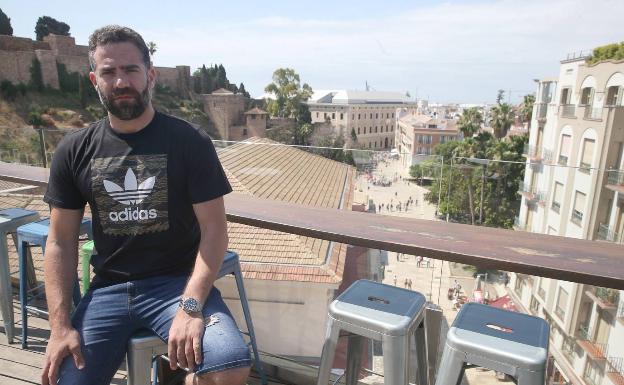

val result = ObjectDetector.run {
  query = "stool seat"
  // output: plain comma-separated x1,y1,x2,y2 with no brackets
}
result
0,208,39,344
330,279,426,336
317,280,429,385
435,302,549,385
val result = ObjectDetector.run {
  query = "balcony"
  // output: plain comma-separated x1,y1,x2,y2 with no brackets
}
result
523,145,553,164
2,143,624,385
536,102,548,123
584,106,604,121
586,287,620,311
597,222,620,243
518,181,546,205
607,356,624,385
561,104,576,118
577,325,608,361
558,154,569,166
606,169,624,193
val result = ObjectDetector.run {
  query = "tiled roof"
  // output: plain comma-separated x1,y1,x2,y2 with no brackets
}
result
218,137,355,283
244,107,268,115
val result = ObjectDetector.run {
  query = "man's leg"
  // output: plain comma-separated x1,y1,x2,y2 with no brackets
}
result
137,275,252,385
57,282,137,385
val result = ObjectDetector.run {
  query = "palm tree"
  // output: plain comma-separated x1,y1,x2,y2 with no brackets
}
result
458,107,483,138
490,103,514,139
520,94,535,128
147,41,157,56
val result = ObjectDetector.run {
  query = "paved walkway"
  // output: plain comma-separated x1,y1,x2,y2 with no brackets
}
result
355,156,509,385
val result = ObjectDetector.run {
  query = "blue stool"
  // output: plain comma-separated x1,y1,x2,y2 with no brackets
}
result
126,250,268,385
17,217,92,349
0,208,39,343
435,302,549,385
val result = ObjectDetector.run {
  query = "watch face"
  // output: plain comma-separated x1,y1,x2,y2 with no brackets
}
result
181,297,200,313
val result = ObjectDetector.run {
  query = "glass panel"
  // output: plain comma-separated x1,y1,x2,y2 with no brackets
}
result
580,138,595,170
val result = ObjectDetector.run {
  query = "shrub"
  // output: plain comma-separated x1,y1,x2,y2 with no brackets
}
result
588,42,624,65
0,80,17,101
29,58,44,91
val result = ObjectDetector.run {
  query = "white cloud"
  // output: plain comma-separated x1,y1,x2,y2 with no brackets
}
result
145,0,624,102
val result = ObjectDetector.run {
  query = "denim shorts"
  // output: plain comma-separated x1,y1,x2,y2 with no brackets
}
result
57,274,251,385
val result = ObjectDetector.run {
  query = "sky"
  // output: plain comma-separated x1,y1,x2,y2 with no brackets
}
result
3,0,623,104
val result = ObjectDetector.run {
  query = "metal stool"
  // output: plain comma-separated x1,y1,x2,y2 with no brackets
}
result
435,302,549,385
17,217,92,348
0,208,39,343
126,250,268,385
317,279,429,385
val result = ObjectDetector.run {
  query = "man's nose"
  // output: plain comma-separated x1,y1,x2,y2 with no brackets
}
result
114,74,130,89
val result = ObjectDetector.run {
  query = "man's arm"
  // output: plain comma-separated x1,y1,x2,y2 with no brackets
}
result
42,207,85,385
168,196,228,371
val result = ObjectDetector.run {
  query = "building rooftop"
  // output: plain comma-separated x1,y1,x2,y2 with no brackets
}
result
308,90,411,105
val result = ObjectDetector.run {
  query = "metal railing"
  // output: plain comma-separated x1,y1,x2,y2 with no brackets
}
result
542,148,553,163
597,223,619,242
579,161,592,173
571,209,583,224
561,104,576,118
536,103,548,121
595,287,620,306
538,286,546,299
558,154,569,166
578,324,609,359
584,107,603,120
518,182,546,204
607,169,624,186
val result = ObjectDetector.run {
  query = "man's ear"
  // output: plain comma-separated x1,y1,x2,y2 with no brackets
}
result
89,72,98,88
147,66,157,90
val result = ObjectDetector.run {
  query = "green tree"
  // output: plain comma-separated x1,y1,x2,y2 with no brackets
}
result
264,68,313,118
147,41,157,56
457,107,483,138
496,89,505,104
520,94,535,128
351,127,357,142
239,82,250,98
491,103,514,139
29,58,43,91
0,8,13,36
35,16,70,41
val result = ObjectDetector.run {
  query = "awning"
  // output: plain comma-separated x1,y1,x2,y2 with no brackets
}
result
488,294,518,312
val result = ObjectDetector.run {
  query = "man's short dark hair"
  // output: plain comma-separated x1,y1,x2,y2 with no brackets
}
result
88,25,151,70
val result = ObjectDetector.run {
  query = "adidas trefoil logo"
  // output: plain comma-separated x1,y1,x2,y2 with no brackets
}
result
104,168,158,222
104,168,155,205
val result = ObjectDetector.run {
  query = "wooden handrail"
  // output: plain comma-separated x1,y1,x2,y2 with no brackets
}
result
2,161,623,289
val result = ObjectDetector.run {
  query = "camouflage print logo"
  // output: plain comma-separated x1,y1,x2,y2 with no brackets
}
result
92,155,169,236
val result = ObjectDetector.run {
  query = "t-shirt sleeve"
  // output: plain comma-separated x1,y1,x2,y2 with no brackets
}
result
43,135,87,210
186,129,232,204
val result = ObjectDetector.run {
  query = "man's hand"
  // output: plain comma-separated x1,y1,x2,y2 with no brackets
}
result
42,327,84,385
168,310,205,371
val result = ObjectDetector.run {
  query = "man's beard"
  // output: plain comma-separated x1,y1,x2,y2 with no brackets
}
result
97,84,151,121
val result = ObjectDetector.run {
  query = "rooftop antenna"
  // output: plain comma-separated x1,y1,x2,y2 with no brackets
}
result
365,81,370,91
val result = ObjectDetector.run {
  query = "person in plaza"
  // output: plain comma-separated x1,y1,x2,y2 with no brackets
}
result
41,25,251,385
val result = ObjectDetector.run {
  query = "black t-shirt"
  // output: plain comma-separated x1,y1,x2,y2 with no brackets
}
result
44,111,232,284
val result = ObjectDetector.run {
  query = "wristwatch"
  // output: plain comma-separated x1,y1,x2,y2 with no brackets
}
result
179,297,202,315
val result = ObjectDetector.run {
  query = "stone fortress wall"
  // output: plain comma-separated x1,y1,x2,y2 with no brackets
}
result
0,34,189,95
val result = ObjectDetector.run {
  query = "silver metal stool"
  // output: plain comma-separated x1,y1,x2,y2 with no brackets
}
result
317,279,428,385
435,302,549,385
0,208,39,343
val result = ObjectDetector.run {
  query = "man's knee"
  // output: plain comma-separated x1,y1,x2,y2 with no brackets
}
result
187,365,251,385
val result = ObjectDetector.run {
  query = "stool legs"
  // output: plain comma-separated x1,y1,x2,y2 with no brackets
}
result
382,334,409,385
233,264,267,385
316,319,341,385
415,321,429,385
345,334,364,385
0,234,14,343
127,343,155,385
434,345,465,385
18,239,29,349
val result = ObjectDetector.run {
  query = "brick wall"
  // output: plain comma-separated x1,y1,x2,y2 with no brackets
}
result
201,93,246,140
0,50,36,83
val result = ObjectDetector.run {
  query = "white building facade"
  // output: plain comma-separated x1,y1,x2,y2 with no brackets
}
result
512,56,624,385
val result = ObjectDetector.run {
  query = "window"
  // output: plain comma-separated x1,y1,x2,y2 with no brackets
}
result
358,113,361,119
572,191,585,225
558,134,571,165
580,87,594,106
583,359,604,385
332,113,335,119
242,128,247,136
316,112,319,118
514,276,524,297
358,127,360,135
560,87,571,104
340,113,343,120
369,127,372,134
370,113,373,119
375,113,378,119
579,138,595,172
374,141,377,148
555,287,568,320
386,113,390,118
375,126,378,133
606,86,623,106
324,112,327,119
538,278,547,299
530,295,540,314
392,112,395,118
391,126,393,132
552,182,563,212
368,142,371,148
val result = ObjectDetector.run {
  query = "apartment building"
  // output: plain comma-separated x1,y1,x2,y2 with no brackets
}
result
511,54,624,385
395,109,460,166
307,90,415,150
